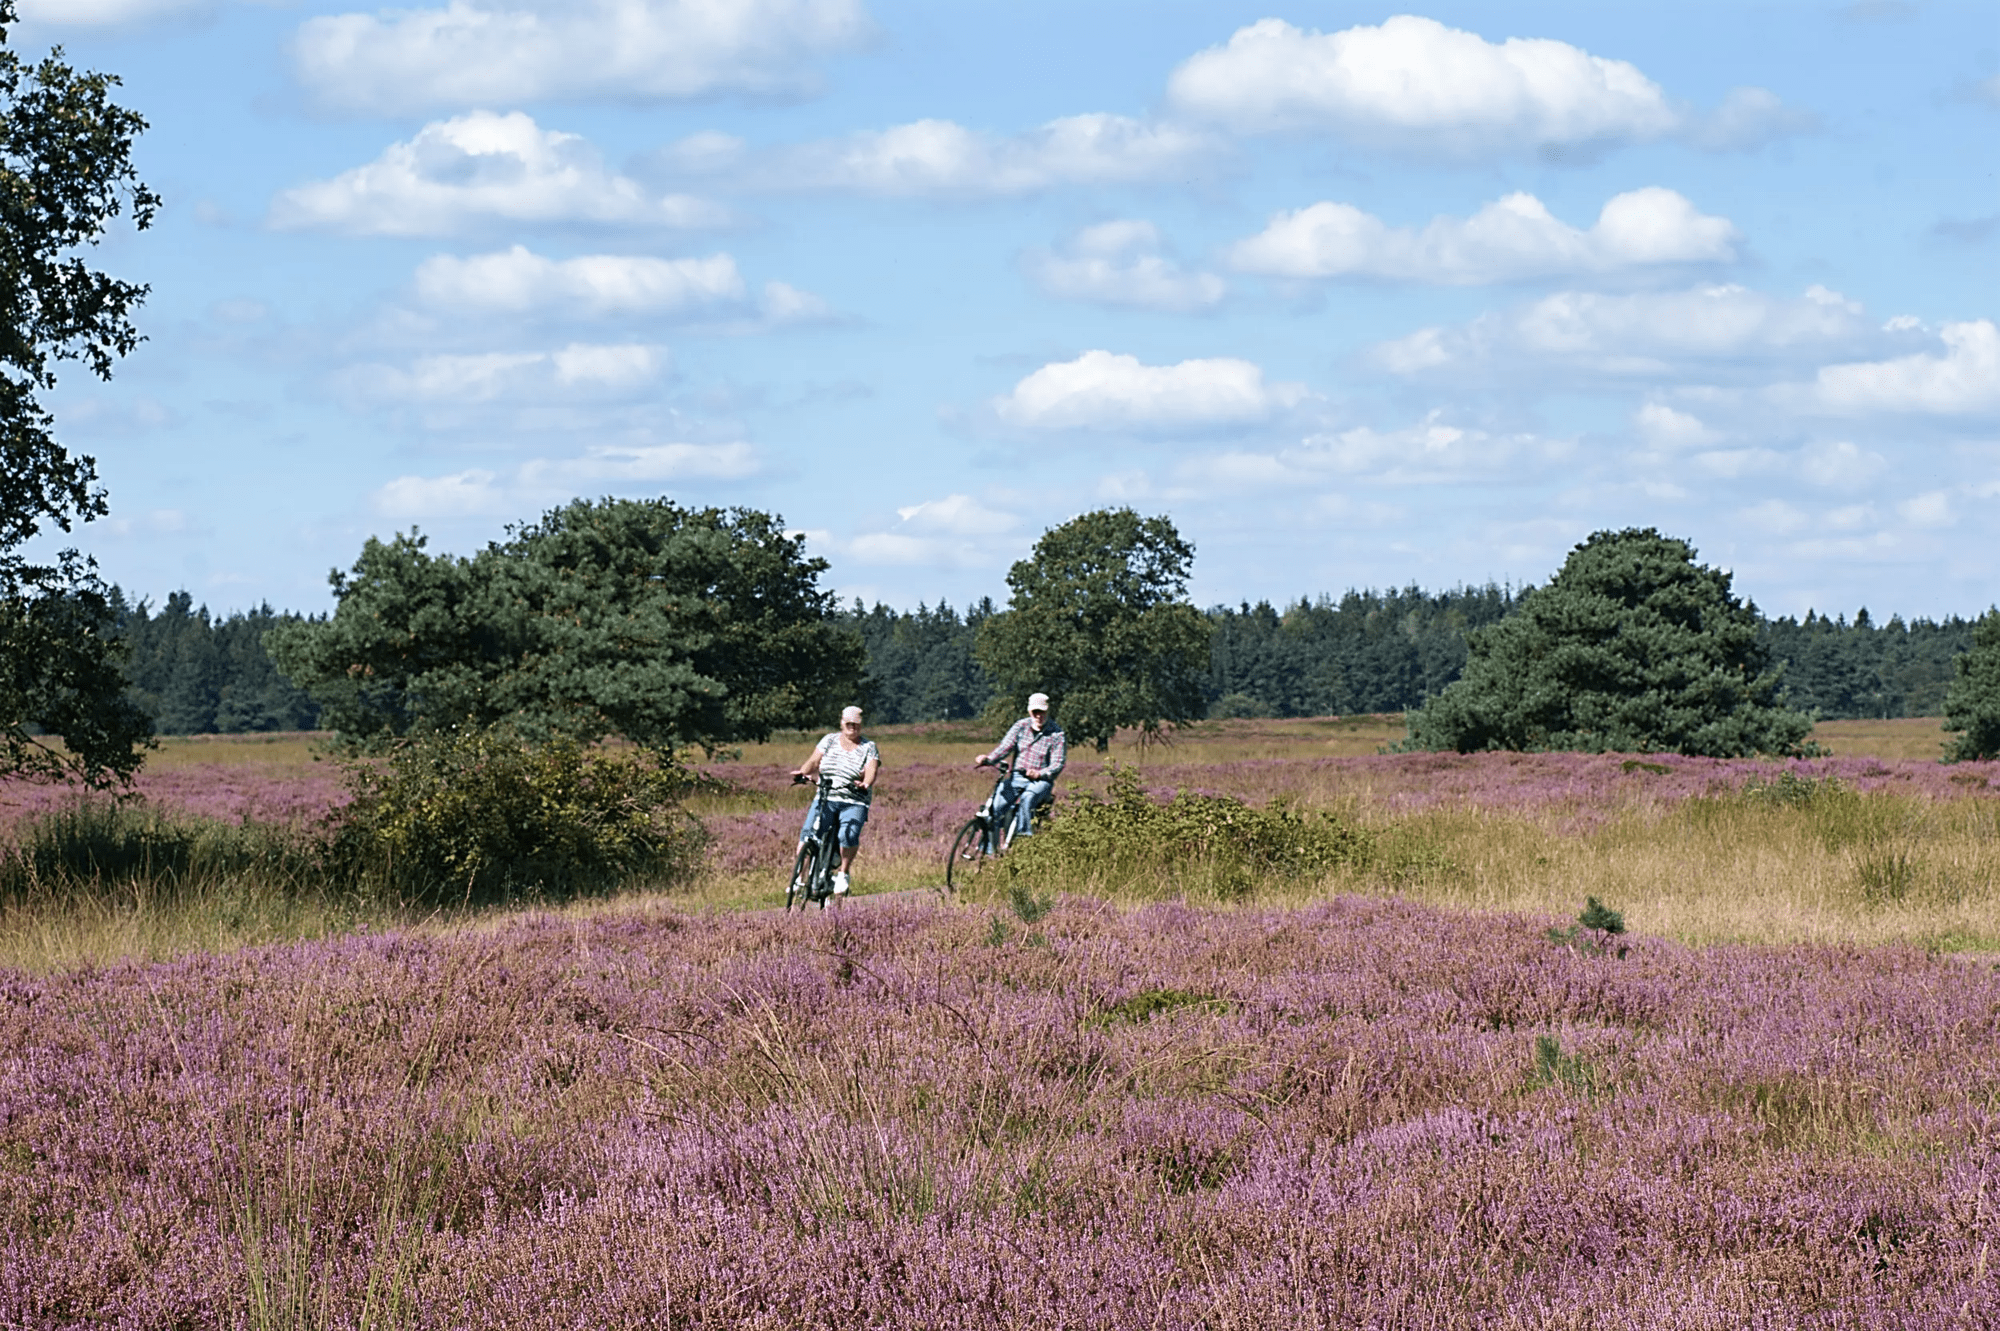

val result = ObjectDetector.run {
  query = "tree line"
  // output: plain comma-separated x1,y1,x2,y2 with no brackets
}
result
109,576,1982,737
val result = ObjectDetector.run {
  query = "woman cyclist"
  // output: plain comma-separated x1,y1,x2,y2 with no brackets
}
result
794,705,879,896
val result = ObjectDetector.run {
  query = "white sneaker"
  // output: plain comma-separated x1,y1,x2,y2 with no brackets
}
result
832,871,850,896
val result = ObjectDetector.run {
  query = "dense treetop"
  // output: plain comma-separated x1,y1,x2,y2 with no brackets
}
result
266,497,864,754
975,508,1210,752
1404,528,1817,758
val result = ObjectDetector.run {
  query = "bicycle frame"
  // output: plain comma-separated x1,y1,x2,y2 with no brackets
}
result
789,773,842,910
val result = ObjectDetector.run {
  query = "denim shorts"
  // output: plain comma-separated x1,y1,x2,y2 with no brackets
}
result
801,799,869,849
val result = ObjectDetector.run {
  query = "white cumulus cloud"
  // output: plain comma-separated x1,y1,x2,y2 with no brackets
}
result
750,114,1215,197
293,0,871,116
994,350,1305,433
1375,284,1876,379
1166,16,1677,154
414,247,747,317
269,113,730,236
1022,220,1226,312
1227,188,1735,284
1806,320,2000,414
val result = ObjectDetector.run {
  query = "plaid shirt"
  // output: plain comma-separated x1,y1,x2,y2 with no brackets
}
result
982,717,1067,781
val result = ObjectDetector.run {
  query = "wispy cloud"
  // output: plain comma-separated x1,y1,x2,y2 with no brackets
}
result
292,0,871,116
1228,188,1736,284
270,113,731,236
1022,221,1226,312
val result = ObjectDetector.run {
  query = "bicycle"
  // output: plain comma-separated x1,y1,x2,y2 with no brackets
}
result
944,761,1051,893
787,772,841,911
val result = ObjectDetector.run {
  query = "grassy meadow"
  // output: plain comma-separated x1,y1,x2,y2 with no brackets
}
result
7,717,2000,1326
1,714,1996,970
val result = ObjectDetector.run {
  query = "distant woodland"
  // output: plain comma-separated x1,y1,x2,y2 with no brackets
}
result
111,586,1982,736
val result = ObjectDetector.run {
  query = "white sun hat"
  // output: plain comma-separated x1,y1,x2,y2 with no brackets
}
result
1027,692,1050,712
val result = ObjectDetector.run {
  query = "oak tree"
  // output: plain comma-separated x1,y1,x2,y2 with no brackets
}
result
0,3,158,785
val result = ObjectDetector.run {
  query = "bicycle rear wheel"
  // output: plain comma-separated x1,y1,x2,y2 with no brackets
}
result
945,817,990,894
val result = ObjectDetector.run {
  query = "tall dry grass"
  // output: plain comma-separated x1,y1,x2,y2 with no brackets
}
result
1,715,1993,969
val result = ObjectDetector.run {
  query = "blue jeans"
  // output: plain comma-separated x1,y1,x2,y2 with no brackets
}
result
1005,774,1053,836
801,799,868,849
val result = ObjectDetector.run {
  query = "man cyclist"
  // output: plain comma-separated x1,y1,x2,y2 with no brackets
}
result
973,691,1065,838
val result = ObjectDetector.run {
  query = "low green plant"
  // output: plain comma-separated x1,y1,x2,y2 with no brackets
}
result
1003,764,1370,901
1740,770,1841,808
1005,882,1055,923
1091,987,1234,1027
326,728,707,907
1529,1034,1600,1094
1546,895,1629,957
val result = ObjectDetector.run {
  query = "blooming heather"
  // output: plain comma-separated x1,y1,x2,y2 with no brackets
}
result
3,898,1997,1326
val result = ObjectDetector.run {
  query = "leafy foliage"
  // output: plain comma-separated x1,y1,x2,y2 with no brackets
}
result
0,557,149,785
1941,609,2000,762
267,497,864,754
1004,764,1370,900
1404,528,1816,758
976,508,1210,751
0,5,158,786
326,728,707,906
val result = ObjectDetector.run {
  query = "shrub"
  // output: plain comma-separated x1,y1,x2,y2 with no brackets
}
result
326,728,707,906
1003,764,1369,900
1207,693,1276,720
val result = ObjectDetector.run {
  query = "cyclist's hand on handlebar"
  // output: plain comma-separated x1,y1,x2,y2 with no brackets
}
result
973,755,992,768
791,771,811,785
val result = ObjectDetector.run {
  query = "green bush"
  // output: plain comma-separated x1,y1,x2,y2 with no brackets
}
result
0,800,322,905
327,729,708,906
1003,764,1369,900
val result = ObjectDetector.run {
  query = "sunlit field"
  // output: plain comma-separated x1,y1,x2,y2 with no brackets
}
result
6,719,2000,1325
1,715,1996,970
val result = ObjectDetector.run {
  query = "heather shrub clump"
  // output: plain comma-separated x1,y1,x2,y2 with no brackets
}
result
327,728,707,906
1003,764,1369,899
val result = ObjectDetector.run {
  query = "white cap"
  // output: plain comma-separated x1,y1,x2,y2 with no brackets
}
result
841,705,864,724
1027,692,1050,712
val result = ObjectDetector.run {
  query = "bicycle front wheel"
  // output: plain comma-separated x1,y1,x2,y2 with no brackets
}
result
945,817,991,895
787,840,818,912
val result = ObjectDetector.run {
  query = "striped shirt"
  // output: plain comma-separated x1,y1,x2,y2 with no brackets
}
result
982,717,1066,780
813,733,878,805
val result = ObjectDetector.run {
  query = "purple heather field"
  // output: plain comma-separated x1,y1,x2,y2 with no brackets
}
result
695,751,2000,873
4,897,1998,1328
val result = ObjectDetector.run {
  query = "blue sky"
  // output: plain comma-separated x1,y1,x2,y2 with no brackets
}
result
16,0,2000,621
